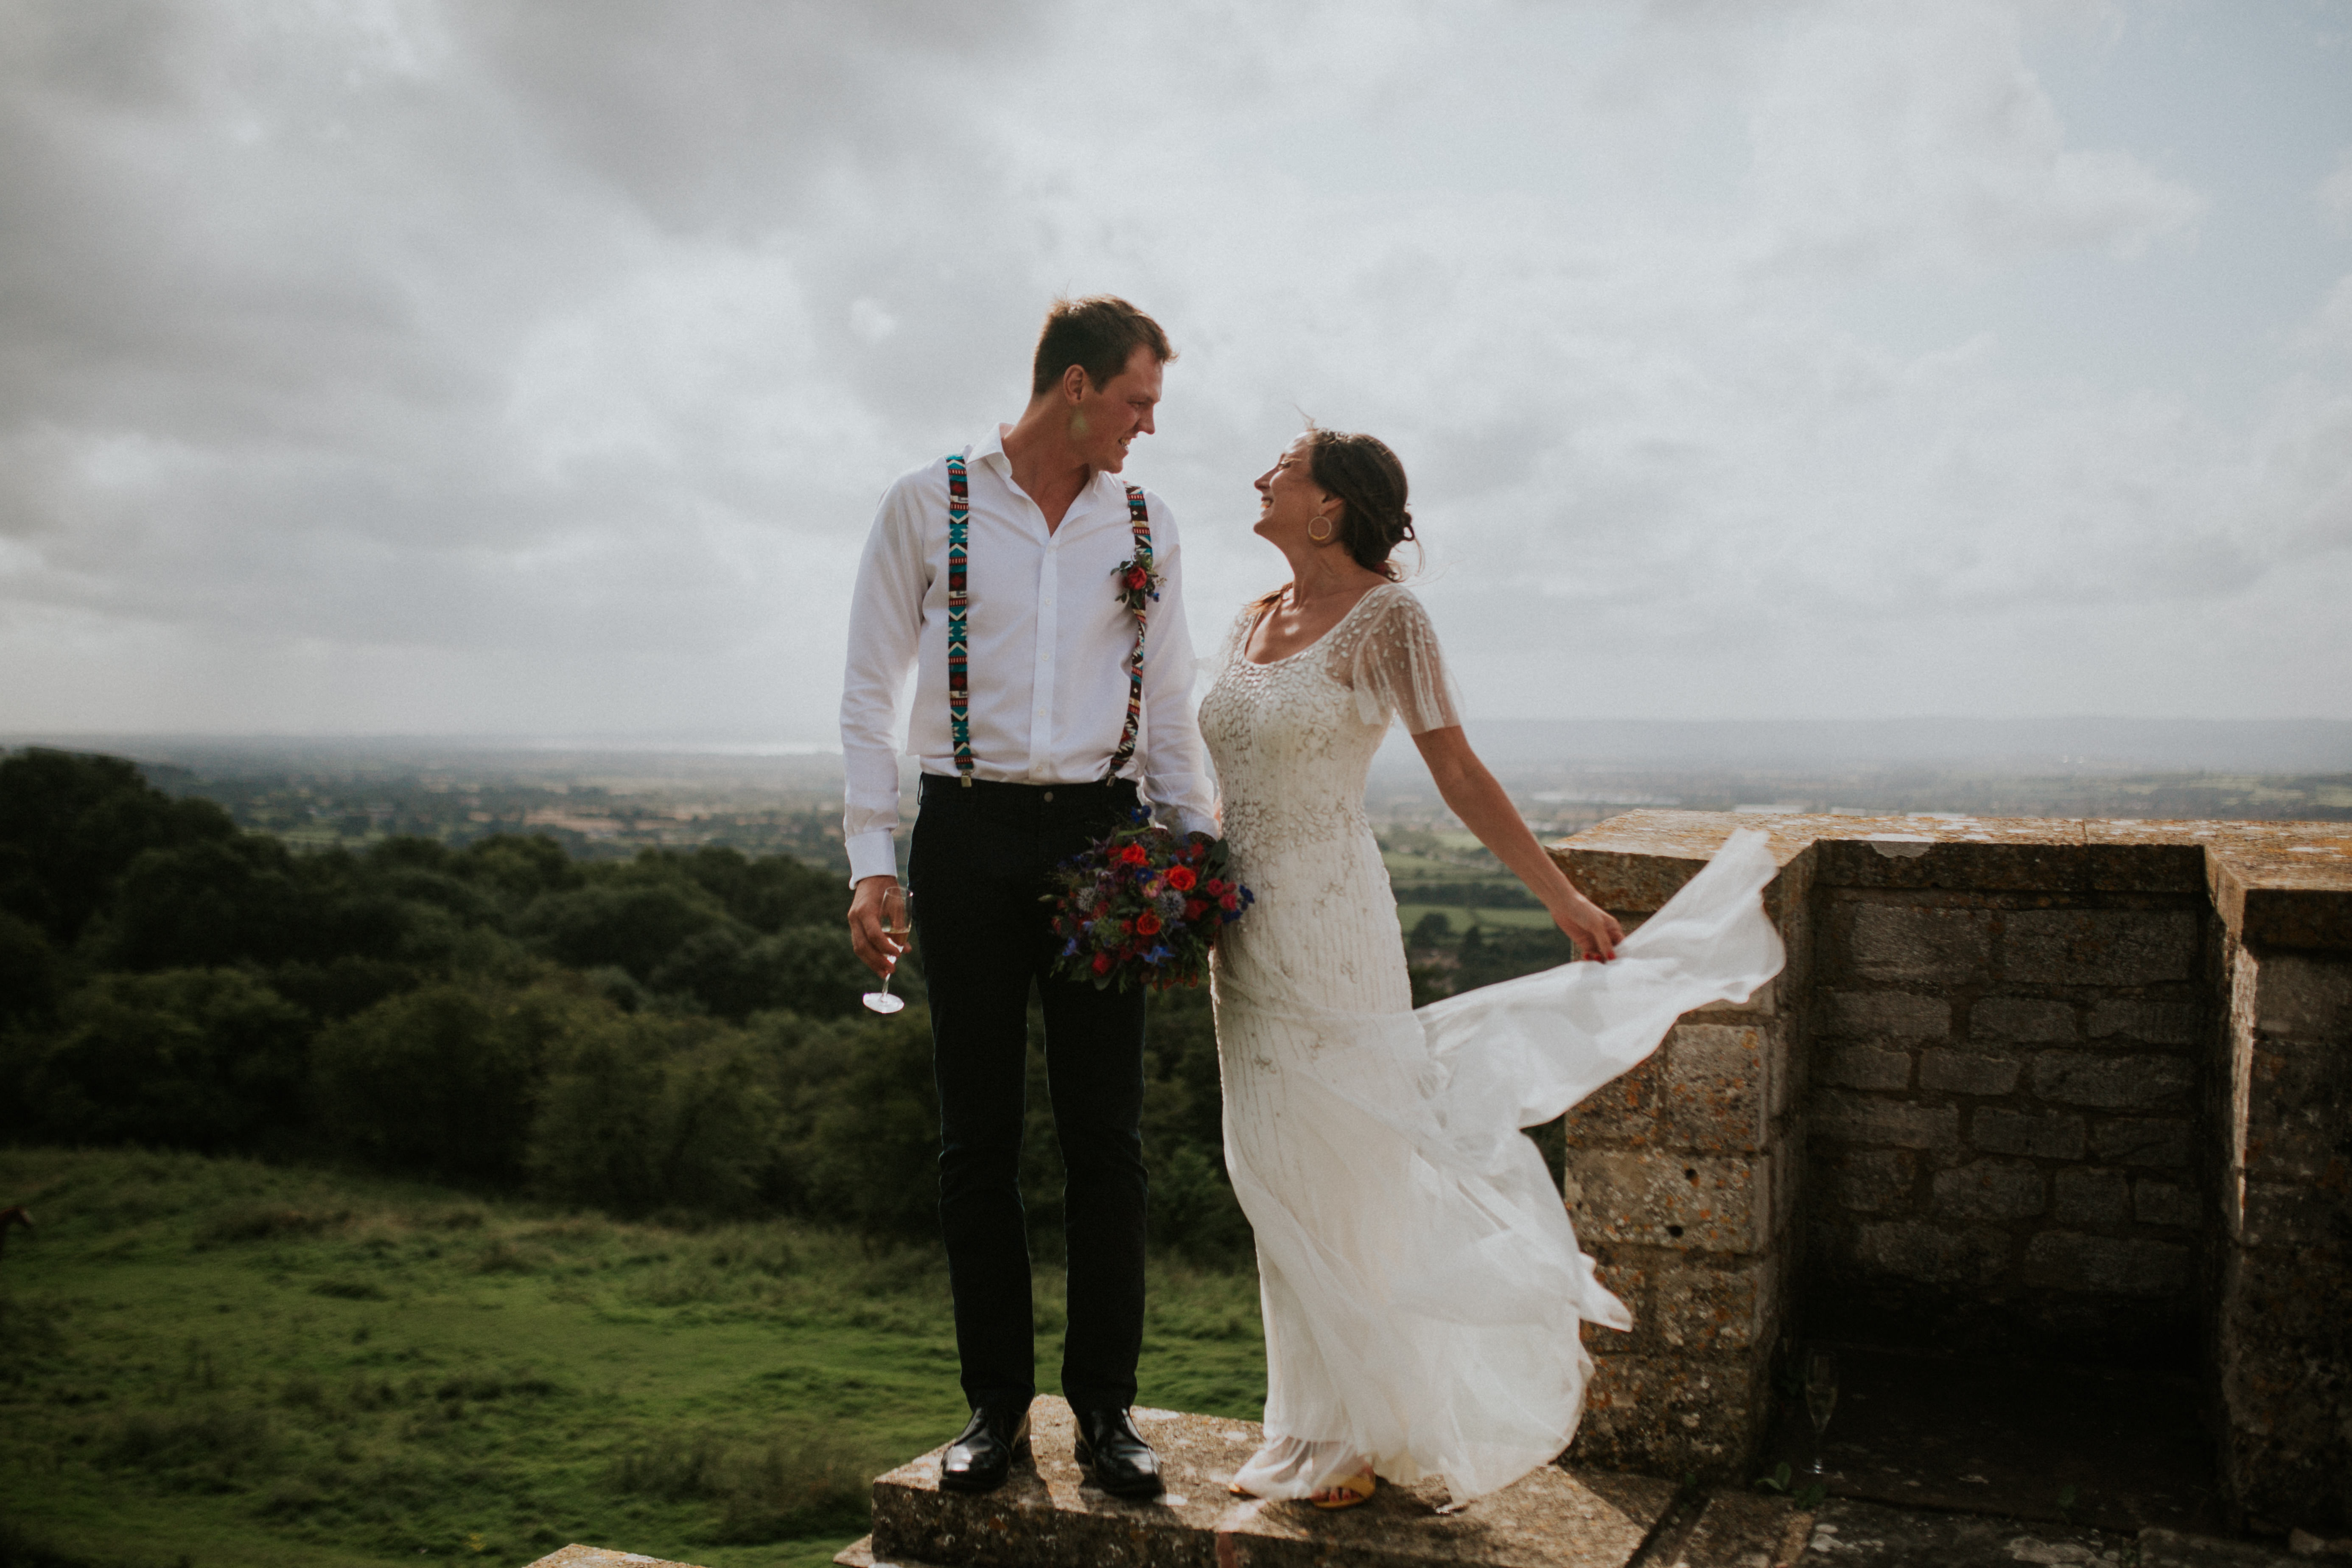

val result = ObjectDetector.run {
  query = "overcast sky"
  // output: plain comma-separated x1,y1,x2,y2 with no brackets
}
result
3,0,2348,742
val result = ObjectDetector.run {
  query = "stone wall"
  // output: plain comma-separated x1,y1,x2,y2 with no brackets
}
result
1804,850,2211,1364
1553,828,1815,1476
2212,902,2352,1530
1546,812,2351,1532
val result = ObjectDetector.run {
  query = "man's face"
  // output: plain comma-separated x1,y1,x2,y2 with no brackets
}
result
1066,346,1162,473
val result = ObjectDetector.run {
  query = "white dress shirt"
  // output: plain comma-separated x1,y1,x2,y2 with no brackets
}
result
838,426,1219,885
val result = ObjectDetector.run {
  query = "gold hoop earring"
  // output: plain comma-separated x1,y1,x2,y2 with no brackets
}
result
1308,515,1334,543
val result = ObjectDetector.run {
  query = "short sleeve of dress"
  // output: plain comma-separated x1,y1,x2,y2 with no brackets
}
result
1337,587,1462,734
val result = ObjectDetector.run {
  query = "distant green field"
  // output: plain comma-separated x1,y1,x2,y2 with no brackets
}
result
1381,830,1554,937
0,1149,1265,1568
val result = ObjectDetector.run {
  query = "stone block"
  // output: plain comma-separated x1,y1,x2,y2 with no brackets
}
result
1562,1150,1764,1252
1663,1023,1768,1154
1842,904,1994,983
1812,1090,1960,1150
2134,1179,2201,1229
2136,1529,2304,1568
1931,1160,2047,1222
2250,949,2352,1039
2214,1244,2352,1532
2022,1232,2192,1295
1971,1108,2088,1160
1814,835,2092,893
1669,1493,1814,1568
1847,1219,2011,1287
2030,1050,2196,1111
1574,1352,1768,1475
2238,1180,2346,1253
1562,1055,1664,1148
2244,1043,2352,1182
2089,998,2203,1047
1918,1050,2022,1096
1823,991,1949,1039
2005,908,2200,986
1814,1148,1916,1214
2091,1116,2192,1168
531,1549,704,1568
1970,997,2076,1042
1766,1022,1794,1119
2052,1166,2132,1227
1651,1258,1775,1353
2218,1245,2350,1366
1817,1045,1913,1092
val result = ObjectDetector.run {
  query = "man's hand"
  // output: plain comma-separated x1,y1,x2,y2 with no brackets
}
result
848,874,904,979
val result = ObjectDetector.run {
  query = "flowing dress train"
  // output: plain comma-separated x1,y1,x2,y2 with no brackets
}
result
1197,582,1784,1502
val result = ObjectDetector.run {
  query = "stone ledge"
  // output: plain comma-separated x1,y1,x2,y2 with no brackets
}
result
1549,812,2352,952
850,1395,1680,1568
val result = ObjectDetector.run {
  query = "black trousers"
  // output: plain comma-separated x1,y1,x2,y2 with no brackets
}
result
907,773,1151,1414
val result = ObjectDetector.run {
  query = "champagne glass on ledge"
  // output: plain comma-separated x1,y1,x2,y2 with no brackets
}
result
1804,1348,1839,1478
862,885,912,1015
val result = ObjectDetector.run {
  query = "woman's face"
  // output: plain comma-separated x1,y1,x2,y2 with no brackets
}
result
1253,434,1333,543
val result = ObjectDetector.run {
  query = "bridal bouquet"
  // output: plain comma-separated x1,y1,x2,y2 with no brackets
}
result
1047,812,1254,992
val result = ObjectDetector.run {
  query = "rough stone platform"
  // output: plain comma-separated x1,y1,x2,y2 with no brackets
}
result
838,1395,1704,1568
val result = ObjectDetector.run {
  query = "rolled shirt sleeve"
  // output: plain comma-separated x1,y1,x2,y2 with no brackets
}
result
838,473,929,885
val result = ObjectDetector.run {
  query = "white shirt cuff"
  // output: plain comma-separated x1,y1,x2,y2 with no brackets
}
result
1169,807,1219,840
846,830,901,887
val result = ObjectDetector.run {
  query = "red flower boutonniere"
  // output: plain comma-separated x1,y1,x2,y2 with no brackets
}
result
1114,554,1161,615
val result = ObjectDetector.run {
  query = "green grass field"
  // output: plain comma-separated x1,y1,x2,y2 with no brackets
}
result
0,1148,1267,1568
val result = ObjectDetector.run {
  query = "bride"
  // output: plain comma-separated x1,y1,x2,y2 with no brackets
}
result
1198,429,1784,1509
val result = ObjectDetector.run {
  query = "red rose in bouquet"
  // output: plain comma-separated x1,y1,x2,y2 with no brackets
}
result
1045,810,1254,992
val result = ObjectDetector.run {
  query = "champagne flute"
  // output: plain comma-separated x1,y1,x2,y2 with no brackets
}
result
1803,1348,1839,1478
861,884,913,1016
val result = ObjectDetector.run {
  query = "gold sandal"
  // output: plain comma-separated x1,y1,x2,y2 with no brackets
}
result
1310,1470,1376,1511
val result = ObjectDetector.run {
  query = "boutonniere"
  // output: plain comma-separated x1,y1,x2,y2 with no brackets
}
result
1114,554,1161,615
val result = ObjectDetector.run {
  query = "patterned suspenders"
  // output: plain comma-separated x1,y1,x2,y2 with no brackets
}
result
942,454,1151,787
944,455,975,784
1105,482,1152,778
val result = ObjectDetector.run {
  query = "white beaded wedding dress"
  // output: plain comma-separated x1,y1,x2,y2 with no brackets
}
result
1197,582,1784,1503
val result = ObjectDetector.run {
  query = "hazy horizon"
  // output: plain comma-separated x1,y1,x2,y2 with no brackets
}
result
14,714,2350,778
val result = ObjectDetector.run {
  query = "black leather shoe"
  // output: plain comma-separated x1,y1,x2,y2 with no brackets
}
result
939,1402,1031,1494
1072,1405,1164,1499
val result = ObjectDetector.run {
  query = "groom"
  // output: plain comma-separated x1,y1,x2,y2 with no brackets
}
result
839,297,1217,1498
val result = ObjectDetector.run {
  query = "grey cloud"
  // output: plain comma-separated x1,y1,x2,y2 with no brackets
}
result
0,0,2345,736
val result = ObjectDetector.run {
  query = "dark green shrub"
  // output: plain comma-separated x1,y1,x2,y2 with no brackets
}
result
764,1010,940,1236
761,924,898,1018
527,1016,778,1215
0,747,238,945
452,833,582,909
84,835,306,970
647,924,899,1022
647,843,847,933
19,969,311,1152
312,981,601,1183
517,882,739,981
0,910,62,1027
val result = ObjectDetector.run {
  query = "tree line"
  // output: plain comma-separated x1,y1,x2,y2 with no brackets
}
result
0,748,1248,1260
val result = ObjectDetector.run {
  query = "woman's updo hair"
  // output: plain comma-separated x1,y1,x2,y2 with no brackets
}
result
1305,428,1415,580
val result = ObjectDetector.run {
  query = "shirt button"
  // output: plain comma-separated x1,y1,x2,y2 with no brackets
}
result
1043,790,1055,803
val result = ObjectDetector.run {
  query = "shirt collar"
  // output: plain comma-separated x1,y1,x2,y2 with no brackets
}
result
973,424,1126,512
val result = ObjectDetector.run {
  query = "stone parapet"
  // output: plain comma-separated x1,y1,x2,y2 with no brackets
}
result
1546,811,2351,1529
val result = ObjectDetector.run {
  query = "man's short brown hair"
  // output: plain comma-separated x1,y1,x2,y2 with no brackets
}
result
1030,296,1175,397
